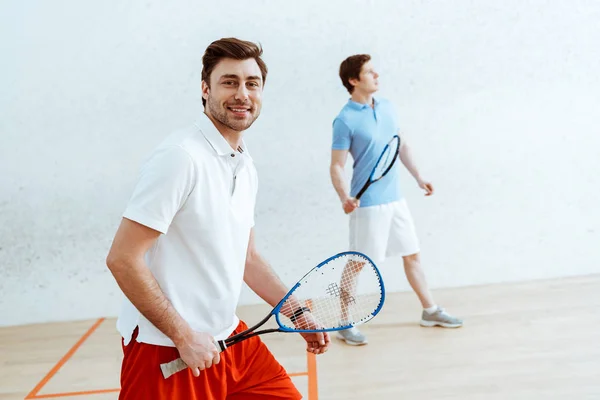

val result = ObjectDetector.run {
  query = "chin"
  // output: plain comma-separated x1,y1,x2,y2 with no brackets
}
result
229,117,258,132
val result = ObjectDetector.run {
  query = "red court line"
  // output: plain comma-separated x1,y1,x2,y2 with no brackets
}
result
305,299,318,400
307,352,318,400
26,317,107,399
25,316,319,399
289,372,309,377
29,388,120,399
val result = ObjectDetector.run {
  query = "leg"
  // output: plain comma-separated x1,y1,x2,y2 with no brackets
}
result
386,199,432,306
337,203,393,345
227,321,302,400
388,199,463,328
403,252,435,309
119,327,228,400
339,258,365,323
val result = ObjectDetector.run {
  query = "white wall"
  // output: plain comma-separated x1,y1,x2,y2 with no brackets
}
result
2,0,599,327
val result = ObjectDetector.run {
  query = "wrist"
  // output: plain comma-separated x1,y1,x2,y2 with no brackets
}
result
289,306,312,324
171,323,194,347
283,297,303,318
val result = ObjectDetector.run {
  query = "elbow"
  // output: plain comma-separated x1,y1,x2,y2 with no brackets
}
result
105,253,118,273
243,248,262,284
400,142,409,154
106,253,135,286
106,250,125,275
245,248,259,267
329,163,341,178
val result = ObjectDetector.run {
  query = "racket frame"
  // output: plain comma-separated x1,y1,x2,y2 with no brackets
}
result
355,134,401,200
160,251,385,378
227,251,385,344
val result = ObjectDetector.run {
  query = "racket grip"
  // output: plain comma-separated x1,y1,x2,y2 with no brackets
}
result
159,339,227,379
160,358,187,379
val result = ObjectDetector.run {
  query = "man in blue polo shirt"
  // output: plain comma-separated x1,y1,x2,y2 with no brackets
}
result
330,54,462,345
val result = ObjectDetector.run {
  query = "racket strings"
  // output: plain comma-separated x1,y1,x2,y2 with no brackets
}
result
373,149,393,178
372,136,400,180
278,254,383,330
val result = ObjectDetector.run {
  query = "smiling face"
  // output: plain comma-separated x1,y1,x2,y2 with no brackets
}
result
202,57,263,133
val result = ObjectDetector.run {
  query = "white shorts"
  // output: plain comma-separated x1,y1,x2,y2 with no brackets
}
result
349,198,420,263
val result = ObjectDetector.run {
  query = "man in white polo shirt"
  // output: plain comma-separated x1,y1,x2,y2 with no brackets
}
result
106,37,329,400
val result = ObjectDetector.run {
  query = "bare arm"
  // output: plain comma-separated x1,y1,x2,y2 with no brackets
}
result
243,228,303,315
398,135,421,180
398,134,434,195
106,218,192,343
330,149,360,213
330,149,350,203
243,228,330,354
106,218,219,375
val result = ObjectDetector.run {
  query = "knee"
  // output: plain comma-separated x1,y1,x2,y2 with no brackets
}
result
344,260,363,272
403,253,420,268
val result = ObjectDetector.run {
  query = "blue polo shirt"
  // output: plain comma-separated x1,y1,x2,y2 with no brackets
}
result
331,97,402,208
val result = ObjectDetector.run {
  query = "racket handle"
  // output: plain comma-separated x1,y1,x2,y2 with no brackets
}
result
159,339,227,379
160,358,187,379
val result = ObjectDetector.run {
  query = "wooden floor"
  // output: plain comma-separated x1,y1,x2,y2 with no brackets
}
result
1,275,599,400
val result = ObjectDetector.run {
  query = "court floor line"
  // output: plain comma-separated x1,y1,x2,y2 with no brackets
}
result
26,318,106,399
28,388,121,399
25,317,318,399
307,352,318,399
306,299,319,400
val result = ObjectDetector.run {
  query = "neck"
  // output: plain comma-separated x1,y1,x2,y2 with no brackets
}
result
350,90,375,107
204,111,243,151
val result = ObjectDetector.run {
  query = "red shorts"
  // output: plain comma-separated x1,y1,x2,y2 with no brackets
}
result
119,320,302,400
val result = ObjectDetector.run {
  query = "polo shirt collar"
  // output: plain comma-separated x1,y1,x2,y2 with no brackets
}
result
194,112,250,157
347,96,380,110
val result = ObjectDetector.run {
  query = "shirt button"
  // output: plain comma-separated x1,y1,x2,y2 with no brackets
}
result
231,153,235,157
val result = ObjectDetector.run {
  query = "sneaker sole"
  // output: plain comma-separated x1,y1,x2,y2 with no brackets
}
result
335,334,368,346
419,320,463,328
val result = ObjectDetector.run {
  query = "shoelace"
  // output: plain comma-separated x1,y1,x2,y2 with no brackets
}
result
433,307,449,317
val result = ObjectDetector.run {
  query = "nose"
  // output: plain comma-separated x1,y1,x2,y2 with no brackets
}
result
374,72,379,79
235,85,249,102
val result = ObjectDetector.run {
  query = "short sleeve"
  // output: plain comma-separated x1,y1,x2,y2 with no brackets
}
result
123,145,196,234
332,118,352,150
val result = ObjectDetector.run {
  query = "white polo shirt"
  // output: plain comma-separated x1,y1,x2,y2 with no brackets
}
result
116,112,258,347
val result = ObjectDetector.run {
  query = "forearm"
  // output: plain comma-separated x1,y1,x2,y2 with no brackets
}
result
330,164,350,202
244,252,303,318
399,143,422,181
108,257,192,344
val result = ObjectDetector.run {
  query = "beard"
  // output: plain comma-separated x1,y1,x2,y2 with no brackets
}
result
206,94,260,132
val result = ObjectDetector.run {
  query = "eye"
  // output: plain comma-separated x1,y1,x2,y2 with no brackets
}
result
223,81,237,86
247,82,259,88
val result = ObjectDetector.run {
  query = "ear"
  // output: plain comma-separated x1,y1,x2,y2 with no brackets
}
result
201,81,210,101
348,77,359,88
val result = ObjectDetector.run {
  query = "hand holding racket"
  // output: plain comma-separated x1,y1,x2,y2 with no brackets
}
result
160,251,385,379
173,331,222,378
342,197,360,214
292,308,331,354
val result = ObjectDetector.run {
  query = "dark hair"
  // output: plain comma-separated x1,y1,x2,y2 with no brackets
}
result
339,54,371,94
201,37,268,106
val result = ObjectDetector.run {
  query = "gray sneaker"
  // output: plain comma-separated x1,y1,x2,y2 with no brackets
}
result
336,326,368,345
420,307,463,328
